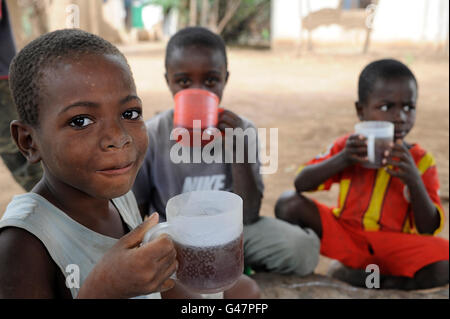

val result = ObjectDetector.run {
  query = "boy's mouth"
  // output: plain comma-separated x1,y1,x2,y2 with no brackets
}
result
394,129,407,140
96,162,134,176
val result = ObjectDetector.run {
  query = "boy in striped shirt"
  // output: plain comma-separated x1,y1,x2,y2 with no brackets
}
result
275,59,448,290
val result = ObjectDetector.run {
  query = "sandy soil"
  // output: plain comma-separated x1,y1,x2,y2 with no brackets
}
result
0,42,448,280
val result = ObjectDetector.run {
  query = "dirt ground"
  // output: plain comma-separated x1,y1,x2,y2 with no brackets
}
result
0,41,448,297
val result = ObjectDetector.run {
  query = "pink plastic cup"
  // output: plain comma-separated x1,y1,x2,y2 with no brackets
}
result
174,89,220,129
173,89,220,147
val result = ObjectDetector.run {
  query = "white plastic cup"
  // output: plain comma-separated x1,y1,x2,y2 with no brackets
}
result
355,121,394,169
143,191,243,294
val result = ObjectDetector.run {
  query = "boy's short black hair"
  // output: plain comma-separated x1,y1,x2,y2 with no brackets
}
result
165,27,227,70
9,29,129,127
358,59,418,104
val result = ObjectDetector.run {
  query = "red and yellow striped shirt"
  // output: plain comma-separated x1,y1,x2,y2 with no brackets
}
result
298,135,445,235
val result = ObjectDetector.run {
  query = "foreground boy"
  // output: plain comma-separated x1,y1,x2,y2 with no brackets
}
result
133,27,320,277
0,29,257,299
275,59,449,290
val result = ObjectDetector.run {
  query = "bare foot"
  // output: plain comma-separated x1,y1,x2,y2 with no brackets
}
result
327,260,368,288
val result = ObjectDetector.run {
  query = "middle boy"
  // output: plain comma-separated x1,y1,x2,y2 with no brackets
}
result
133,27,320,276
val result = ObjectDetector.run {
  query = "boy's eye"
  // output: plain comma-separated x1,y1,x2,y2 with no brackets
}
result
379,105,389,112
69,116,94,128
177,78,191,87
122,109,141,120
205,78,218,86
403,105,414,112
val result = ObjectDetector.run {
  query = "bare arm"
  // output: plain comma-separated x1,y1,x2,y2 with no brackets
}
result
296,134,368,193
0,227,56,298
218,110,262,225
385,141,440,234
231,162,262,225
77,214,177,299
407,178,440,234
295,151,350,192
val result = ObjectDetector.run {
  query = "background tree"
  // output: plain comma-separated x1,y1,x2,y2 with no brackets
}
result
148,0,270,46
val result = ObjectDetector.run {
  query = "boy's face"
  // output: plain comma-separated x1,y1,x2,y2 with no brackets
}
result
165,45,228,101
32,54,148,199
356,77,417,141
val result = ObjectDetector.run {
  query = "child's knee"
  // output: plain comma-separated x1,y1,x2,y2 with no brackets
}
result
283,229,320,276
274,190,303,221
224,275,260,299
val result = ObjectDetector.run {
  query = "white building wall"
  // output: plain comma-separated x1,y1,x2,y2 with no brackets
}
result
271,0,302,40
271,0,340,41
371,0,449,43
271,0,449,45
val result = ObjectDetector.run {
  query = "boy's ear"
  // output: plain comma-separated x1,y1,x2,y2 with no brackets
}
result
10,120,41,164
225,71,230,84
355,101,364,121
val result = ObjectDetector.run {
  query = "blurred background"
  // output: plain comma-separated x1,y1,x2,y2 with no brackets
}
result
5,0,449,52
1,0,449,278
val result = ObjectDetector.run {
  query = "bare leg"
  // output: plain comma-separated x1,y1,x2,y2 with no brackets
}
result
275,190,323,238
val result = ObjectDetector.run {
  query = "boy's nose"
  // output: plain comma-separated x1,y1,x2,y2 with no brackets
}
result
100,121,132,150
394,109,407,123
190,83,207,91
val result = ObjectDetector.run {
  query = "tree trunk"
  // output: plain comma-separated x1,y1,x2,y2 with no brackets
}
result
200,0,209,27
189,0,197,26
217,0,242,34
208,0,219,32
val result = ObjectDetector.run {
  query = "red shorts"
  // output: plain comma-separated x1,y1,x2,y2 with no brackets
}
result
315,200,449,278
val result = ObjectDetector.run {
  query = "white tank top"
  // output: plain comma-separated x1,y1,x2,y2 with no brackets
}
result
0,191,161,299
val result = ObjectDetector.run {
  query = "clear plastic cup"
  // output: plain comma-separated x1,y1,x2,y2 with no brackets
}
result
143,191,244,294
355,121,394,169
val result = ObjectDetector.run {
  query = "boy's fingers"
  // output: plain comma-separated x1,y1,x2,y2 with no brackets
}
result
385,158,408,170
347,138,366,148
158,256,178,281
388,150,408,161
349,134,364,140
348,141,367,148
219,117,238,129
384,166,401,177
119,212,159,249
347,146,367,153
158,278,176,293
219,109,237,119
138,239,177,283
351,155,368,163
142,234,176,261
218,122,232,131
358,134,367,141
157,235,177,261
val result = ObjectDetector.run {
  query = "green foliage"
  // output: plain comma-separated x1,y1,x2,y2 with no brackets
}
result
222,0,271,44
143,0,271,45
146,0,182,12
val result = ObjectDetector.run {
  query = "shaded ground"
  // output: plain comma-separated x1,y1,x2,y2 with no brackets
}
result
254,273,449,299
0,42,448,298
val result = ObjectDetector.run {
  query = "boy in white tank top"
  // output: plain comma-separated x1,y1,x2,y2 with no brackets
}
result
0,29,259,299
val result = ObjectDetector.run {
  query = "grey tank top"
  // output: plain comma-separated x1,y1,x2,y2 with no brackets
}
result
0,191,161,299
